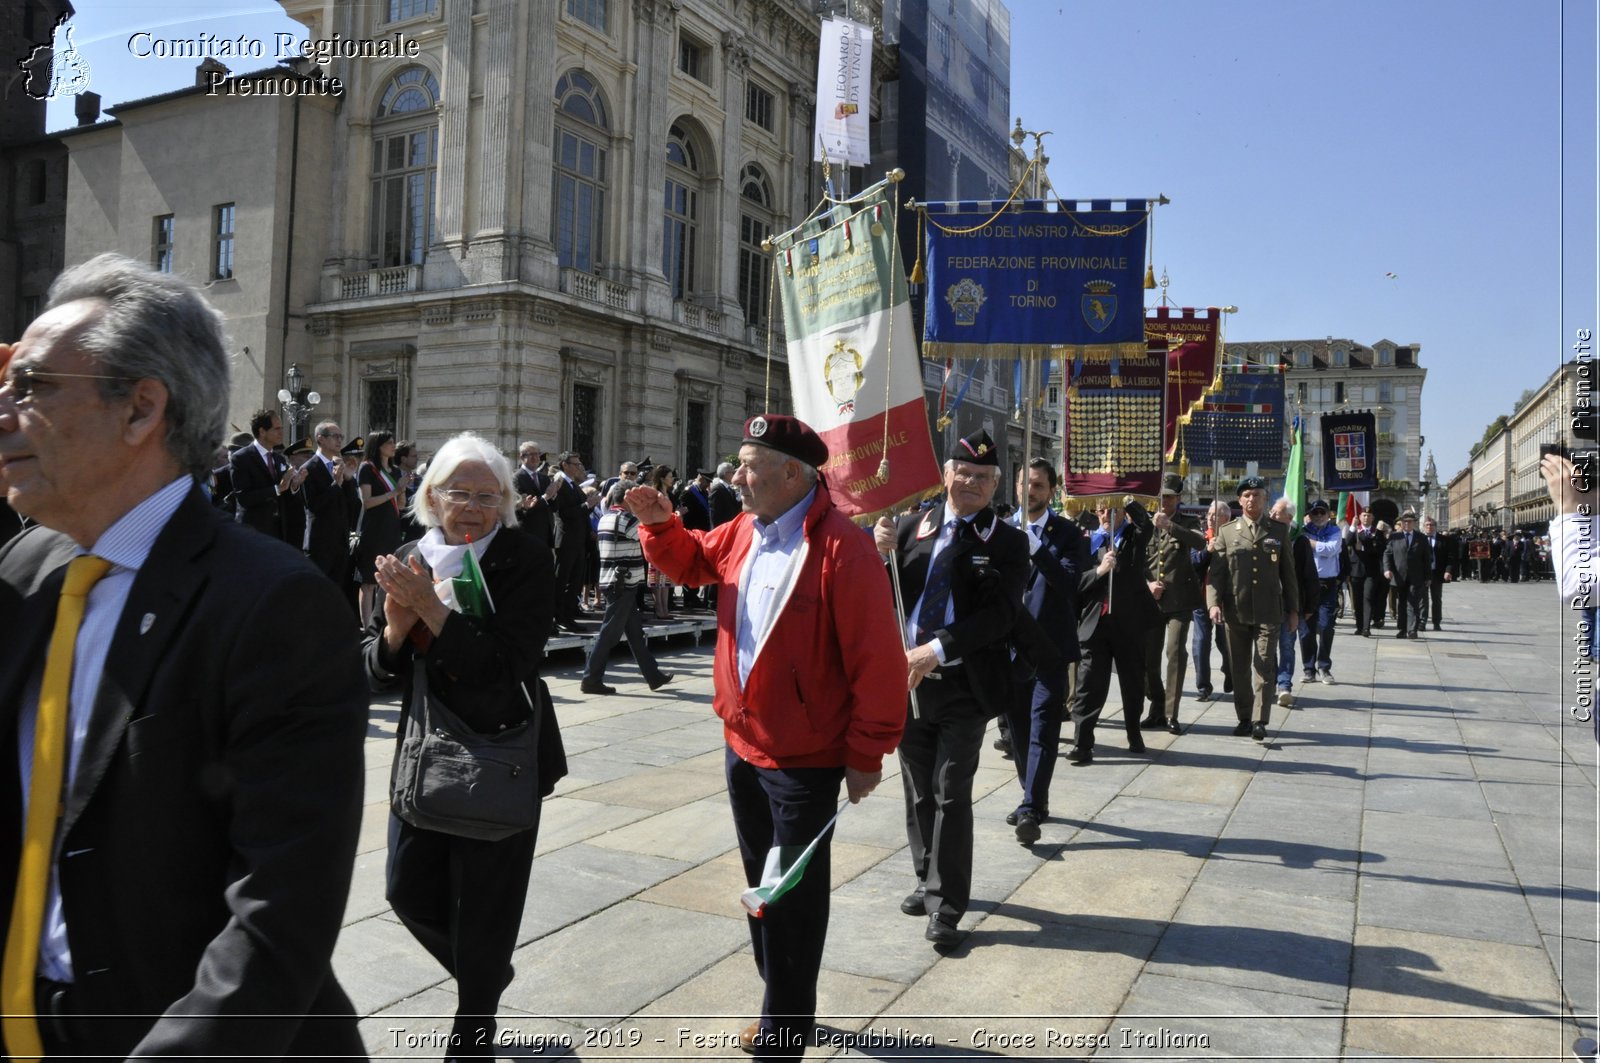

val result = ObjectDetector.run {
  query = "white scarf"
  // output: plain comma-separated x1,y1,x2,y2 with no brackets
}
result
415,523,500,611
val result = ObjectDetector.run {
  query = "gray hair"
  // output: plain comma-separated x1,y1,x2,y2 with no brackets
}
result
1270,497,1296,518
716,461,735,478
1206,499,1232,525
411,432,519,529
46,253,230,477
605,482,629,507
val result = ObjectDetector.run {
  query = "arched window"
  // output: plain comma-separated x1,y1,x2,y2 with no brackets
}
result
554,70,609,273
663,122,700,300
370,66,440,267
737,164,774,326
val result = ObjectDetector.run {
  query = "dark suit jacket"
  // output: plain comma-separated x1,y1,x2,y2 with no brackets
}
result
1346,525,1388,579
709,480,741,527
228,442,285,537
548,475,589,554
513,465,554,549
1013,508,1088,668
1077,503,1157,643
303,453,358,582
1426,532,1459,580
0,486,367,1058
1384,531,1434,585
888,505,1029,719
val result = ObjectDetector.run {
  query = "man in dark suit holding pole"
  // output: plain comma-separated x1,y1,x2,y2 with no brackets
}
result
875,430,1028,946
0,254,367,1059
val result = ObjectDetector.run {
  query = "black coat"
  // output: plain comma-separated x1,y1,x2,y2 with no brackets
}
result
512,466,554,549
1384,530,1435,585
709,480,742,527
1013,508,1088,669
1077,502,1158,643
303,454,358,582
228,443,286,538
0,487,367,1058
1346,525,1388,579
888,505,1029,720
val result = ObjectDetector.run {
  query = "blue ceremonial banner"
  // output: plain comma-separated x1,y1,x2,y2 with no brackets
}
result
1180,369,1285,465
1319,410,1379,492
921,201,1149,361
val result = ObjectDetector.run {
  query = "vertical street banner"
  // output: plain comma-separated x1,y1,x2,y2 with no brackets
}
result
920,202,1150,362
1320,410,1379,492
775,188,941,521
1180,368,1286,465
1146,307,1222,458
1059,341,1166,501
815,18,872,166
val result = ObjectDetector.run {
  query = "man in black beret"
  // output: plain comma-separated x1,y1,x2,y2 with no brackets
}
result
875,429,1028,946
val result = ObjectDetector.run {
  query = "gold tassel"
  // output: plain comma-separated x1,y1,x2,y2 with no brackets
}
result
1143,264,1156,290
877,457,890,479
1179,455,1190,476
909,211,926,285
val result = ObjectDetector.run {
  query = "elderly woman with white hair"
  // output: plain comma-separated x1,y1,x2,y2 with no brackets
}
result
362,431,564,1059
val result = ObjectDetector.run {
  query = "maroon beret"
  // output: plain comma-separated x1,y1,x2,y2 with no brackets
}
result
743,414,829,470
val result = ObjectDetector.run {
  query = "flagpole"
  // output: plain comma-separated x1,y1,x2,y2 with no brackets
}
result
886,547,923,721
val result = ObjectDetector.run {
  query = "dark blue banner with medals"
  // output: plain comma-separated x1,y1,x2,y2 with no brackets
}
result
1180,368,1286,465
921,200,1149,363
1320,410,1379,492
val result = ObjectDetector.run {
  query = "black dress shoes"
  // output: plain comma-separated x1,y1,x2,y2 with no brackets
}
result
1127,736,1147,755
1068,747,1093,766
1251,723,1267,741
900,888,926,916
579,680,617,695
1014,812,1041,845
1433,622,1442,631
1232,722,1252,736
925,913,962,946
1167,720,1182,735
1138,714,1165,730
1004,810,1018,826
648,672,674,691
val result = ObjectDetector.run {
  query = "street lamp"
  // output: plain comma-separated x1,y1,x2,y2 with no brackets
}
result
276,364,321,442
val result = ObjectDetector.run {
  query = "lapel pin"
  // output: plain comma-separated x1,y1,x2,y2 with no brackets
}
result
139,613,156,635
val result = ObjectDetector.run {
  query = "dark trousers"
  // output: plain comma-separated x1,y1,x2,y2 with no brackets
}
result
1070,623,1146,752
1353,575,1385,632
386,813,540,1054
1190,607,1231,695
899,672,986,919
554,541,584,623
1424,575,1445,626
1393,578,1428,636
1004,665,1069,818
1300,580,1340,672
583,582,665,685
725,748,844,1063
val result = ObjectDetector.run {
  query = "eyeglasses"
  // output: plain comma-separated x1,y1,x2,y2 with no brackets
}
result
0,365,126,405
433,488,503,510
949,470,997,485
322,431,344,440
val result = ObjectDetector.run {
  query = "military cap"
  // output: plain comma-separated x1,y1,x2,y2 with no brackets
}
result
1160,473,1184,496
340,435,365,456
950,428,999,467
1399,509,1418,521
228,431,254,448
743,414,829,470
285,437,315,458
1236,475,1268,494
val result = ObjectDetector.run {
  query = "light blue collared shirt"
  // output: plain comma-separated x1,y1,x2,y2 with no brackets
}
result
906,505,976,663
736,486,815,687
17,475,192,981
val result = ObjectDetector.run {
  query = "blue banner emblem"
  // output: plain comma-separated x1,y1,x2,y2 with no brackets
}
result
1081,285,1118,334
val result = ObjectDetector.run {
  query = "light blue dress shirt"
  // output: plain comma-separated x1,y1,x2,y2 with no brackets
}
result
736,486,815,686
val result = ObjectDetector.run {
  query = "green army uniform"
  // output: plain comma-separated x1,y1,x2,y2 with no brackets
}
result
1206,515,1300,728
1142,511,1208,728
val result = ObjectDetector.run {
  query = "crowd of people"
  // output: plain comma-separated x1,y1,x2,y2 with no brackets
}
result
0,252,1588,1062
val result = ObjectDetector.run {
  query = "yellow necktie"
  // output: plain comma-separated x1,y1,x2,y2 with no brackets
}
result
3,555,112,1061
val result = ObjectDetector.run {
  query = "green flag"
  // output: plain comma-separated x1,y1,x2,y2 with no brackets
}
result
738,806,843,918
451,540,494,618
1285,416,1306,538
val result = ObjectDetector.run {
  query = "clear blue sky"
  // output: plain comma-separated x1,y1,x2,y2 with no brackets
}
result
45,1,1599,484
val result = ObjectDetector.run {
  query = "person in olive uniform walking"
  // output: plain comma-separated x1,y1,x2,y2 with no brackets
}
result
1140,473,1209,734
1206,476,1300,741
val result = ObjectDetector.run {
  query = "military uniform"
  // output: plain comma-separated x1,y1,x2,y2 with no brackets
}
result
1206,513,1300,729
1143,507,1208,729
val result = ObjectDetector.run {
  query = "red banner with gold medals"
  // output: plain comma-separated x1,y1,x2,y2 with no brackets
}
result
1147,307,1223,459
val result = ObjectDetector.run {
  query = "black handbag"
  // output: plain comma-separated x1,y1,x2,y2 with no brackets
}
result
391,663,551,841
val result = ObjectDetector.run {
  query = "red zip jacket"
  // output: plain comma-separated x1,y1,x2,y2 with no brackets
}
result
638,485,906,772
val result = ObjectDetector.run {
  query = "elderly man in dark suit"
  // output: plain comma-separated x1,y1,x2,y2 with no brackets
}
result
1002,458,1087,844
0,254,367,1059
876,430,1028,946
1419,517,1457,630
1383,510,1434,639
1345,509,1387,636
1069,495,1157,765
303,419,359,590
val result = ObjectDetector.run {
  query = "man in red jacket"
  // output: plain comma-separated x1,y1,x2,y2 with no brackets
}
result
627,414,904,1062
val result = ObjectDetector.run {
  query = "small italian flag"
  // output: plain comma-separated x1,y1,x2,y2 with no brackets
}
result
451,537,494,619
738,806,844,918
